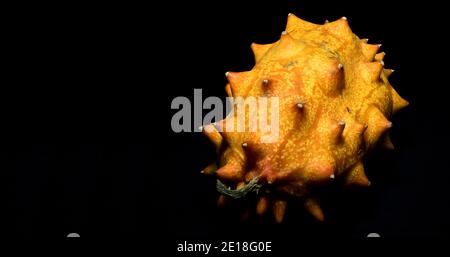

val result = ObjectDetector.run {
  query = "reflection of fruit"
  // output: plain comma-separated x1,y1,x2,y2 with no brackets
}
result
201,14,408,222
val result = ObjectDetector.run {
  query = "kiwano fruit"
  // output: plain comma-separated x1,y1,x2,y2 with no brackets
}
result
200,14,408,222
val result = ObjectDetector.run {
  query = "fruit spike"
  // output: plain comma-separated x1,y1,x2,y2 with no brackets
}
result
201,14,408,222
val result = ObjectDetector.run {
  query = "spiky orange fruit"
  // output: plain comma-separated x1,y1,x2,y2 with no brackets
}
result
201,14,408,222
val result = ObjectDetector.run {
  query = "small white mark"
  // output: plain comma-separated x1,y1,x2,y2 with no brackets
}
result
200,170,204,174
67,233,80,238
288,13,292,16
225,71,230,77
330,174,335,179
338,121,346,126
342,16,347,20
198,126,203,131
281,31,287,35
378,44,382,47
338,63,344,69
242,142,248,148
262,79,269,85
380,60,385,66
367,233,380,237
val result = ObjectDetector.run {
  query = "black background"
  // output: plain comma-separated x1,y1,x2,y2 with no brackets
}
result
3,0,450,250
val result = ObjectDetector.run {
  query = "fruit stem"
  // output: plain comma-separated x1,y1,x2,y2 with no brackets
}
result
216,177,262,199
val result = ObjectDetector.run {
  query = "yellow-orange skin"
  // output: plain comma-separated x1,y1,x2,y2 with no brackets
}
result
202,14,408,222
